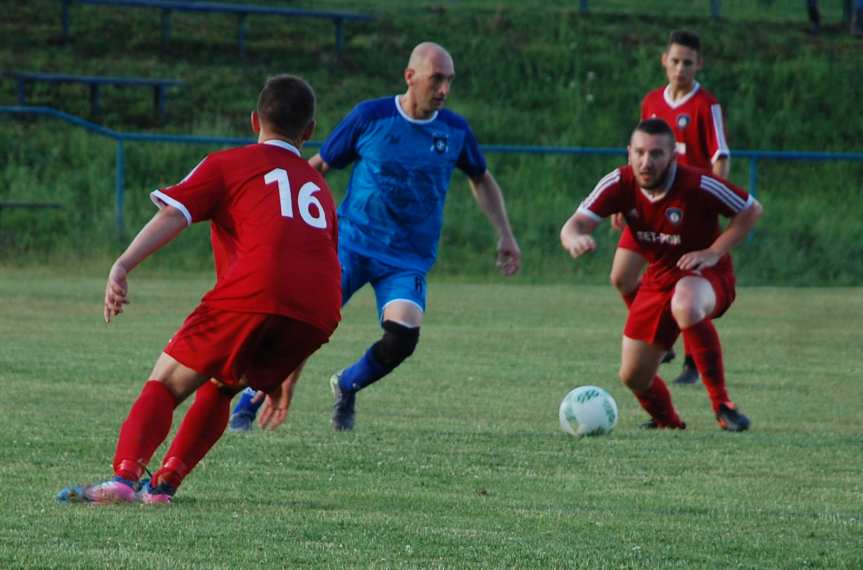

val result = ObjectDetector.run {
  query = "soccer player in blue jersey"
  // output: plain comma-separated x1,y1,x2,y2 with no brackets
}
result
229,41,521,432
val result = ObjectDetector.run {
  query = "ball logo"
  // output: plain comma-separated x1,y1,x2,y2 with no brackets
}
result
665,207,684,225
676,113,691,129
431,134,449,154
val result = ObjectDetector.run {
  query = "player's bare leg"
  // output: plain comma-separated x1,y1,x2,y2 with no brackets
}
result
672,276,749,431
610,247,646,309
611,247,676,365
620,336,685,429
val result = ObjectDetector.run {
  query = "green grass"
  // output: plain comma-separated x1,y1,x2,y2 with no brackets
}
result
1,270,861,568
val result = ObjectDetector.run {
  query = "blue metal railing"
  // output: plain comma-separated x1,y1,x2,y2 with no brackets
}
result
3,105,863,235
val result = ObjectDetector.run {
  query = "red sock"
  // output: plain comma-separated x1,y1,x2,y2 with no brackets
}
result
634,376,685,428
113,380,176,481
682,320,729,413
152,381,232,489
621,282,641,309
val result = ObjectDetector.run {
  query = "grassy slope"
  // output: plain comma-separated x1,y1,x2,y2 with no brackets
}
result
1,1,862,284
1,273,861,568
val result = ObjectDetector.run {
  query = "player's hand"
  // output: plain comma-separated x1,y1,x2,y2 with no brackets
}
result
104,262,130,323
561,234,596,259
257,378,295,431
496,235,521,277
610,213,627,232
677,249,721,271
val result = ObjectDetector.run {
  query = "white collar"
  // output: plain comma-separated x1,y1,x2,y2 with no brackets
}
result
662,82,701,109
263,139,301,157
394,95,438,124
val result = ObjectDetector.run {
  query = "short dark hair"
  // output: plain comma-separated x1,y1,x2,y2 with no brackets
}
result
256,74,316,139
634,118,675,145
668,30,701,53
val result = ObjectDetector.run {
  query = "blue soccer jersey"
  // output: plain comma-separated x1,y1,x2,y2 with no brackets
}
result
320,96,487,272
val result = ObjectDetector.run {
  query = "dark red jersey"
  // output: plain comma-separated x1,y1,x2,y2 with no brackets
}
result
151,140,341,334
578,163,753,289
641,83,729,169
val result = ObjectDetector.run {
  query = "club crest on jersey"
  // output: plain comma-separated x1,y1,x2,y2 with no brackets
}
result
431,134,449,154
676,113,691,129
665,207,684,225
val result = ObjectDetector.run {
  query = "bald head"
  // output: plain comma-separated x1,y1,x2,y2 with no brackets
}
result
402,42,455,119
408,42,454,72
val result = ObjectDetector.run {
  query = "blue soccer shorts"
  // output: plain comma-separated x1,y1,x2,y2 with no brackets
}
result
339,248,427,319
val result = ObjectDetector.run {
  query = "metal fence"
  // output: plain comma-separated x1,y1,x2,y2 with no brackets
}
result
3,105,863,236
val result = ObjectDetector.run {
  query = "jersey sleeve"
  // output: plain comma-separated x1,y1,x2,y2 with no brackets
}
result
698,175,753,218
576,169,624,221
320,103,367,170
150,155,225,225
700,102,730,164
455,122,487,179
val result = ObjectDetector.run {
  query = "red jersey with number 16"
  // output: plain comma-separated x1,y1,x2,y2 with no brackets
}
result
578,163,753,290
151,140,341,335
641,82,729,169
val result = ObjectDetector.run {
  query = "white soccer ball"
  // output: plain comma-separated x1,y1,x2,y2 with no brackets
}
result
559,385,619,437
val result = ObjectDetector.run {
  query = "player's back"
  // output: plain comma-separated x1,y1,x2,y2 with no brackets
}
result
202,141,341,334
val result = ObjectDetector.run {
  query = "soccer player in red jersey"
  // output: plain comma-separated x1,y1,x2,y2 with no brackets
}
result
561,118,762,431
611,30,731,385
57,75,341,504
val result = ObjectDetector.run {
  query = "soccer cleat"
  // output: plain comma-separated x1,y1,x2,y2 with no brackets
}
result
56,476,138,504
673,355,700,385
138,478,176,504
661,348,676,364
716,402,750,432
330,371,356,432
228,411,255,433
640,419,686,430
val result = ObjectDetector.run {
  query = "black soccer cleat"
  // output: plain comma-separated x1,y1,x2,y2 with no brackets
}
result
661,348,676,364
673,355,700,385
330,371,356,432
716,402,750,432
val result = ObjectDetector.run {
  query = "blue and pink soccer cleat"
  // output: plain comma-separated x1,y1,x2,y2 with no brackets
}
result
56,476,138,504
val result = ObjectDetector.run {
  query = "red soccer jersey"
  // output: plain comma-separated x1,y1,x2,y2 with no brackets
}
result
641,83,729,169
151,140,341,335
578,163,753,289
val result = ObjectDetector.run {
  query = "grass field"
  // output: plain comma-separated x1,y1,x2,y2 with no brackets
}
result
1,270,861,568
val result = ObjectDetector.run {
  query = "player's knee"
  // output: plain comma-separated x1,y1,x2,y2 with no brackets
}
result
619,365,651,393
372,320,420,368
670,298,706,329
609,269,638,295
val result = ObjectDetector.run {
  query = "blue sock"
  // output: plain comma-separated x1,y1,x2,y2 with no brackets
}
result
232,387,263,415
339,347,391,392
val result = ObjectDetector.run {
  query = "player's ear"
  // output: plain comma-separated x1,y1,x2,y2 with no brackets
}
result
301,119,315,142
250,111,261,135
404,67,414,87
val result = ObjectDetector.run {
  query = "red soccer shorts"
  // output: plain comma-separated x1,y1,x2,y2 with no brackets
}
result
164,304,330,393
617,226,645,254
623,268,736,350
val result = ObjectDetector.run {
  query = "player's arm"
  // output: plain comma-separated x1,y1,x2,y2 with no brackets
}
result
468,171,521,276
308,154,332,176
712,156,730,179
104,206,187,323
560,211,601,259
677,199,763,271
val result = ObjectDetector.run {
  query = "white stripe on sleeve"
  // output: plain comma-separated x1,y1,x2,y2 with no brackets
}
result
579,169,620,214
150,190,193,226
710,104,730,163
700,176,746,212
